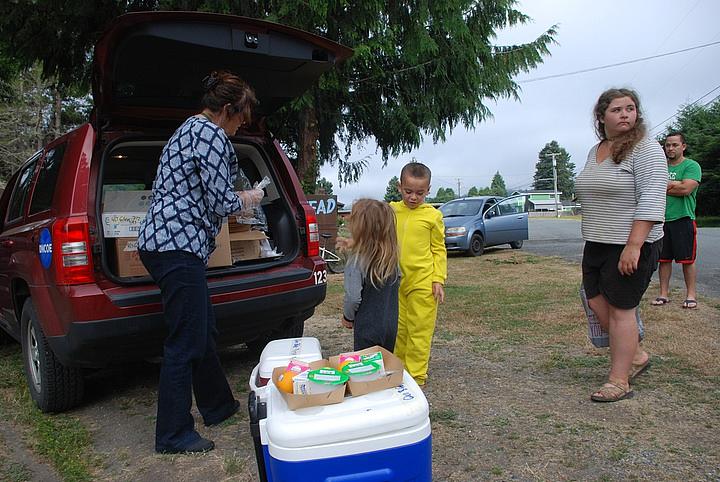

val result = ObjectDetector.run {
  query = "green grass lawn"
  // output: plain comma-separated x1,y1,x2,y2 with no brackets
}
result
696,216,720,227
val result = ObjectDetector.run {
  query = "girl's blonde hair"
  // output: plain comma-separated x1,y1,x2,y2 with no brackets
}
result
348,199,399,288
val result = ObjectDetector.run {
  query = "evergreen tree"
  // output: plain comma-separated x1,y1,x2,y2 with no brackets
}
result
661,100,720,215
490,171,507,196
430,187,456,203
0,1,557,187
532,141,575,200
477,186,493,195
384,176,401,202
316,177,334,195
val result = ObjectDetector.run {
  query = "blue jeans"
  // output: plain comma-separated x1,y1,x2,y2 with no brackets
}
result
139,249,236,451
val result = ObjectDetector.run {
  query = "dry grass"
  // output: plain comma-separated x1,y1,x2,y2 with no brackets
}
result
1,250,718,481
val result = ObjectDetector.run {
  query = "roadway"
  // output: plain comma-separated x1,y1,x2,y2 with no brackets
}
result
524,217,719,299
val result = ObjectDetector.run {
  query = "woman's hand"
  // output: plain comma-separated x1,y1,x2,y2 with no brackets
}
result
341,317,354,329
237,188,264,208
618,244,641,276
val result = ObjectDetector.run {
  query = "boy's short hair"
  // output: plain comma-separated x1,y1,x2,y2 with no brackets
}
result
400,162,432,183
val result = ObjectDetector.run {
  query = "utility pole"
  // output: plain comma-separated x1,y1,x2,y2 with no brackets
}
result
456,178,462,198
550,152,560,218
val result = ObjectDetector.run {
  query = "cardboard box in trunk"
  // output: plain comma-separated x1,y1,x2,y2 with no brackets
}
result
230,230,266,261
208,222,232,268
329,346,404,397
115,223,232,276
272,359,346,410
114,238,149,277
228,215,252,233
101,190,153,238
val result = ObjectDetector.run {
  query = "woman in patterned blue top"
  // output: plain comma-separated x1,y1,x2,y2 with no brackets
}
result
138,71,264,454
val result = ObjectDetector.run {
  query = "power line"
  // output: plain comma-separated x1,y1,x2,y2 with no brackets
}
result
518,40,720,84
628,0,701,85
650,83,720,133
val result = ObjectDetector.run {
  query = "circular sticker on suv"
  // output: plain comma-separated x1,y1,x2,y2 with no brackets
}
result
38,228,53,269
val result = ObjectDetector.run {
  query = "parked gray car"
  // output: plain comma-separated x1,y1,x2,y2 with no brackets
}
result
441,195,529,256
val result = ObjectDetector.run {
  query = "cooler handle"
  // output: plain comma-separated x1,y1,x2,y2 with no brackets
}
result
248,391,268,482
325,469,394,482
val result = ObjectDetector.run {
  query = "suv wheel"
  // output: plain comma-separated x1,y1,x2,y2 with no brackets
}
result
510,240,523,249
21,299,84,413
0,329,14,345
246,317,305,355
467,233,484,257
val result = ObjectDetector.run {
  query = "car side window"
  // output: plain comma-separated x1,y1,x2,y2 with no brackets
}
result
495,196,526,216
482,199,495,214
6,154,41,222
29,143,66,214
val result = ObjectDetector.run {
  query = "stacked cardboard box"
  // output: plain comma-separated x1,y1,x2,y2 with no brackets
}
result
102,190,233,276
228,215,267,262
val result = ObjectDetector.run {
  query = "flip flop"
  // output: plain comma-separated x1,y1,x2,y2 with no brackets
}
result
651,297,670,306
591,381,634,403
629,358,651,380
682,299,698,309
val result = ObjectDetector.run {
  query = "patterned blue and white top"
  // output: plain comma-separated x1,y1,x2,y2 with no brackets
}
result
137,116,243,264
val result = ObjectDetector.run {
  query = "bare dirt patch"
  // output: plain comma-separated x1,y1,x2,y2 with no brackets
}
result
2,250,719,481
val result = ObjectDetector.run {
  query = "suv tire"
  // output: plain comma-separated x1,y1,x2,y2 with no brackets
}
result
21,299,84,413
0,329,14,345
468,233,484,257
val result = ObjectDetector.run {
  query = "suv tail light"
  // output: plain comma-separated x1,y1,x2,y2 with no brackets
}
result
53,216,95,285
301,204,320,257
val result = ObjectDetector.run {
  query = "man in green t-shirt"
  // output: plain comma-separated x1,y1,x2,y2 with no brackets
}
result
652,132,702,309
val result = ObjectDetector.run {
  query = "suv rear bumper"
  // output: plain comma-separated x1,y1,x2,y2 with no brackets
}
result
47,284,326,367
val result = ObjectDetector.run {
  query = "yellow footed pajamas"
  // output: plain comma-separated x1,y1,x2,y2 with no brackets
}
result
390,201,447,385
395,284,437,385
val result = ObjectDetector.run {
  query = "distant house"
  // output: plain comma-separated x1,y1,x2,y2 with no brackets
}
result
511,190,563,212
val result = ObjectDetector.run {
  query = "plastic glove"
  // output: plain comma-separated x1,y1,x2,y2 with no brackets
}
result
238,188,264,209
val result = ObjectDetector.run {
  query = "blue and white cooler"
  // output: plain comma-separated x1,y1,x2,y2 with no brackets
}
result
248,345,431,481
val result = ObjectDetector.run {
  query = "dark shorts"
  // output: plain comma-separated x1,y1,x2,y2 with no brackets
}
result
659,217,697,264
582,239,662,310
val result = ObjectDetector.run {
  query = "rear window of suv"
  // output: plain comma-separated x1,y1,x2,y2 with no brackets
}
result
29,144,66,214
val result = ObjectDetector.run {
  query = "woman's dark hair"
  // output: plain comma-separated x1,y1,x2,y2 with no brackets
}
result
201,70,257,124
593,88,646,163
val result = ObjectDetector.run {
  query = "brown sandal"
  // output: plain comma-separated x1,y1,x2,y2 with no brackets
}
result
629,357,650,380
591,381,633,402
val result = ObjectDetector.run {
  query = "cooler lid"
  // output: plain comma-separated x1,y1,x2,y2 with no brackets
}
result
92,11,353,124
258,337,323,379
265,371,429,449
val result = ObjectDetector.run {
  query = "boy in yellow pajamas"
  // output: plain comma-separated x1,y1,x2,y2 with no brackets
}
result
391,162,447,385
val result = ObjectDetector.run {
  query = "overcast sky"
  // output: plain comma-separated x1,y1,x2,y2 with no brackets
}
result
320,0,720,205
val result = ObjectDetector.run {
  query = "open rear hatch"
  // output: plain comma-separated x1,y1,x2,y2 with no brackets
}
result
92,11,353,127
93,12,352,280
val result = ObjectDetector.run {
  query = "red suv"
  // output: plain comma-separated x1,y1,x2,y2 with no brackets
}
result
0,12,351,413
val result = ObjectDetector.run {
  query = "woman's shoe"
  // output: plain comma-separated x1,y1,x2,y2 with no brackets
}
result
156,437,215,454
629,357,650,380
590,381,633,402
204,399,241,427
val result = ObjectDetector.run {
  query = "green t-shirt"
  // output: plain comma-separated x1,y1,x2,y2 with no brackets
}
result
666,158,701,221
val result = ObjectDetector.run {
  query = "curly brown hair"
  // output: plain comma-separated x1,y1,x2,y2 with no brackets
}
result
201,70,257,126
593,88,647,163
